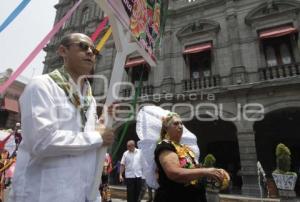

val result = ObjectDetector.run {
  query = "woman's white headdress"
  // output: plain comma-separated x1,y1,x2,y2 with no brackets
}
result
136,105,200,189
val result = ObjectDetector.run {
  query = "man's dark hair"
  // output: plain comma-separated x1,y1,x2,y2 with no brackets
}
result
60,34,74,47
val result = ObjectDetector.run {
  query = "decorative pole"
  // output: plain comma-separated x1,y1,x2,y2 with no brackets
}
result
89,0,157,199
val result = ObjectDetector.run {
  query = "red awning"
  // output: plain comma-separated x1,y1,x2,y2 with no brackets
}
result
183,42,212,54
125,57,146,68
4,98,19,113
259,26,298,39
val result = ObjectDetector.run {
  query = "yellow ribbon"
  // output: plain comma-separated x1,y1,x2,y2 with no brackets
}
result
96,27,112,52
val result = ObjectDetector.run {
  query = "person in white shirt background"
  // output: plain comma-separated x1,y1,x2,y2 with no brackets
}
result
119,140,144,202
9,33,115,202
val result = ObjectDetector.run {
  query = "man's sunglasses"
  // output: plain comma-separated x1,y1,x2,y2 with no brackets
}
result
66,41,99,55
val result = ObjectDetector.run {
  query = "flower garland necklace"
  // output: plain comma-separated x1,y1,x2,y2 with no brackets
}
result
49,67,93,131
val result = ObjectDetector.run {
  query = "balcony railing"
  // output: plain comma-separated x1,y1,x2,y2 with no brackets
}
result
258,63,300,81
117,64,300,98
182,75,220,91
121,85,154,98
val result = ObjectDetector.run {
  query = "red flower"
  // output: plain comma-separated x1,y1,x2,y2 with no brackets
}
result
179,158,187,167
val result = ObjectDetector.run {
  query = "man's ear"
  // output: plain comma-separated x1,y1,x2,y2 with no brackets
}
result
57,45,67,57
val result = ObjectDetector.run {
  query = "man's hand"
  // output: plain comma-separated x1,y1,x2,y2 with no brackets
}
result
119,164,125,182
97,103,119,126
119,175,124,183
96,122,114,146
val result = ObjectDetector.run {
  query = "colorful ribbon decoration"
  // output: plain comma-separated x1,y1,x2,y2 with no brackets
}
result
0,0,31,32
0,1,111,93
90,16,109,42
0,132,13,150
96,27,112,52
0,0,82,94
0,158,16,173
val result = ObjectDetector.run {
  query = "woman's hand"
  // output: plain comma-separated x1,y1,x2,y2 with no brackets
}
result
219,169,230,190
205,168,225,182
205,168,230,190
219,169,230,181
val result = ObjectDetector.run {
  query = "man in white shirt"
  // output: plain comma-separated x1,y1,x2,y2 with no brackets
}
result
10,33,114,202
119,140,144,202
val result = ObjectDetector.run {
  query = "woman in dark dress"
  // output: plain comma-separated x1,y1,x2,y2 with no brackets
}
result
154,113,229,202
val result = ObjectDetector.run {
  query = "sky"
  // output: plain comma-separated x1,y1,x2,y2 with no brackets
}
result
0,0,59,82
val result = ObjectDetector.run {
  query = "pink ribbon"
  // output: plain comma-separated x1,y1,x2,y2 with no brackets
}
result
0,0,82,94
90,16,109,42
6,161,16,178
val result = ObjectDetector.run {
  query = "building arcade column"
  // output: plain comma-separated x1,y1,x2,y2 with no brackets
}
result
226,0,247,85
161,28,175,93
235,121,261,196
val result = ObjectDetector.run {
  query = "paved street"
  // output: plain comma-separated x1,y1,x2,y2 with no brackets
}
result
111,199,147,202
111,199,126,202
4,186,148,202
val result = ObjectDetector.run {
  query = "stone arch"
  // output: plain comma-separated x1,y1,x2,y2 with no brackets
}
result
245,0,300,26
176,19,220,40
248,99,300,128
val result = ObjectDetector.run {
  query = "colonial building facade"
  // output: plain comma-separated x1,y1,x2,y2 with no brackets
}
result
0,69,26,129
44,0,300,196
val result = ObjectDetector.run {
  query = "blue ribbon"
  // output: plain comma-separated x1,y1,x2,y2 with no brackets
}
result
0,0,31,32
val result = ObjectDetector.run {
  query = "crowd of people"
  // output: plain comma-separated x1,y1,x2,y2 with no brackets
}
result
6,32,229,202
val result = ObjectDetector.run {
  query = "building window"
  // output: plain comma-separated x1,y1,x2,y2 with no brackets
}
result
259,25,297,67
265,45,277,67
0,111,9,128
130,66,149,85
280,43,292,64
183,42,212,79
62,18,71,29
125,57,149,85
62,1,77,29
262,36,294,67
81,7,89,25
